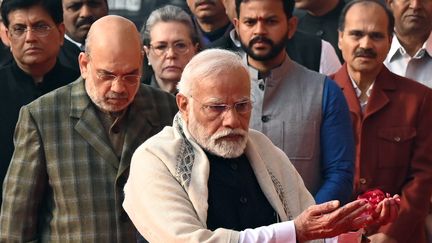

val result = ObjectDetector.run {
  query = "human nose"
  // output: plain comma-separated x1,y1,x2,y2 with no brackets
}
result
359,36,373,49
165,45,176,58
79,4,92,17
110,77,126,93
24,28,37,42
254,20,267,36
221,107,241,129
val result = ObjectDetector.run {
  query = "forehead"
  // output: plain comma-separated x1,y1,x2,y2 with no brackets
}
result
7,5,54,25
196,67,250,100
63,0,105,6
344,3,388,31
150,22,192,41
239,0,285,18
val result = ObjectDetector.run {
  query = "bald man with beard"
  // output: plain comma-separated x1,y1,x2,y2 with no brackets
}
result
0,15,177,242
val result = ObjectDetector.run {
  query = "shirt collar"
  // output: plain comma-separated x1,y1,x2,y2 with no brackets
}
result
64,34,83,49
389,31,432,60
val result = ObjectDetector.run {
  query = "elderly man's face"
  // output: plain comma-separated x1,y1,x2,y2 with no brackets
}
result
183,68,251,158
338,3,392,76
388,0,432,36
62,0,108,43
6,5,64,70
79,41,142,113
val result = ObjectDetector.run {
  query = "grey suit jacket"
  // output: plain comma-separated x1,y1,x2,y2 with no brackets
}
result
0,78,178,242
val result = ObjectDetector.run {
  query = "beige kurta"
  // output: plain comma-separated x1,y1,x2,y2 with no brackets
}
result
123,114,316,243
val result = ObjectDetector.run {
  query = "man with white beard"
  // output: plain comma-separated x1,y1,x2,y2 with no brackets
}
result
123,49,399,243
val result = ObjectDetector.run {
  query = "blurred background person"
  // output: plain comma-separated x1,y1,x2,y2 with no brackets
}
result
0,0,12,67
141,5,200,94
59,0,108,72
384,0,432,87
294,0,348,62
186,0,231,47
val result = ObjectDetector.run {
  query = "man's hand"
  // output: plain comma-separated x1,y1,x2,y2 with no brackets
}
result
370,195,400,226
294,200,373,242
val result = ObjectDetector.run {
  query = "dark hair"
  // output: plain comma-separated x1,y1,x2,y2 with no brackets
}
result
235,0,294,19
338,0,394,36
1,0,63,27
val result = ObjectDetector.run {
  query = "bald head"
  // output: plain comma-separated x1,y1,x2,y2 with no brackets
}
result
85,15,142,56
79,15,144,113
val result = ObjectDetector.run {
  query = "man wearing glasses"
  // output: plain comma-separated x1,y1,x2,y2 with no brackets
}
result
123,48,400,243
0,0,79,208
0,14,178,242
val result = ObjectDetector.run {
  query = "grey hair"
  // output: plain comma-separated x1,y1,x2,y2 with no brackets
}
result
178,49,249,96
141,5,199,46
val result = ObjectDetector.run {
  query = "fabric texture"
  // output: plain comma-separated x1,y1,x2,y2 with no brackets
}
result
248,55,354,204
0,61,79,207
58,38,81,73
331,64,432,243
384,32,432,88
123,113,318,243
0,78,178,242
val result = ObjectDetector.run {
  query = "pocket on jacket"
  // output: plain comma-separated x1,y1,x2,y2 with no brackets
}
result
377,126,416,168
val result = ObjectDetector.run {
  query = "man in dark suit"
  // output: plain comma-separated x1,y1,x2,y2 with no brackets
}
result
0,15,178,242
59,0,108,72
331,1,432,242
0,0,79,207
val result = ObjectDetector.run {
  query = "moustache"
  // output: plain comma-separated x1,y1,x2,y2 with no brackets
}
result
354,48,377,58
195,0,216,7
105,92,128,99
212,128,247,141
249,36,273,47
76,16,97,28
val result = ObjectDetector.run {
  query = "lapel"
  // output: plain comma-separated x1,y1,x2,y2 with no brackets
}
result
332,64,363,122
363,67,396,120
117,85,162,178
245,141,289,221
70,78,119,168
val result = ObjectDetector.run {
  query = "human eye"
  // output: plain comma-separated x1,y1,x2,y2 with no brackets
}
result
88,0,104,8
206,104,227,113
97,72,115,81
266,18,279,26
12,25,26,35
33,23,50,32
370,32,385,41
243,18,256,26
348,30,363,39
123,74,140,85
66,2,83,11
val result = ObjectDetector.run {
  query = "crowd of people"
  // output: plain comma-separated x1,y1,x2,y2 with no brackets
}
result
0,0,431,242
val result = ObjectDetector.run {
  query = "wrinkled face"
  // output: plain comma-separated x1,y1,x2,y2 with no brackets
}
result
79,43,142,112
180,68,251,158
234,0,291,61
62,0,108,43
388,0,432,36
145,22,198,91
6,6,64,69
186,0,227,21
338,3,391,75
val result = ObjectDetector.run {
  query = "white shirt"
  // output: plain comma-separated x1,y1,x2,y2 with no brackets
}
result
350,77,374,112
229,30,341,75
384,32,432,88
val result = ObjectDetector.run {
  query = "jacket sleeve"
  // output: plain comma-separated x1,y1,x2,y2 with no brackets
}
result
0,105,48,242
379,88,432,241
315,78,354,205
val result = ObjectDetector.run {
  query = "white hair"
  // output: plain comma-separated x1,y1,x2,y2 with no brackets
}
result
177,49,249,96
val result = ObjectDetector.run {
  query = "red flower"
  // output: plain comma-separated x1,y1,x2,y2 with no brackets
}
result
357,188,391,216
